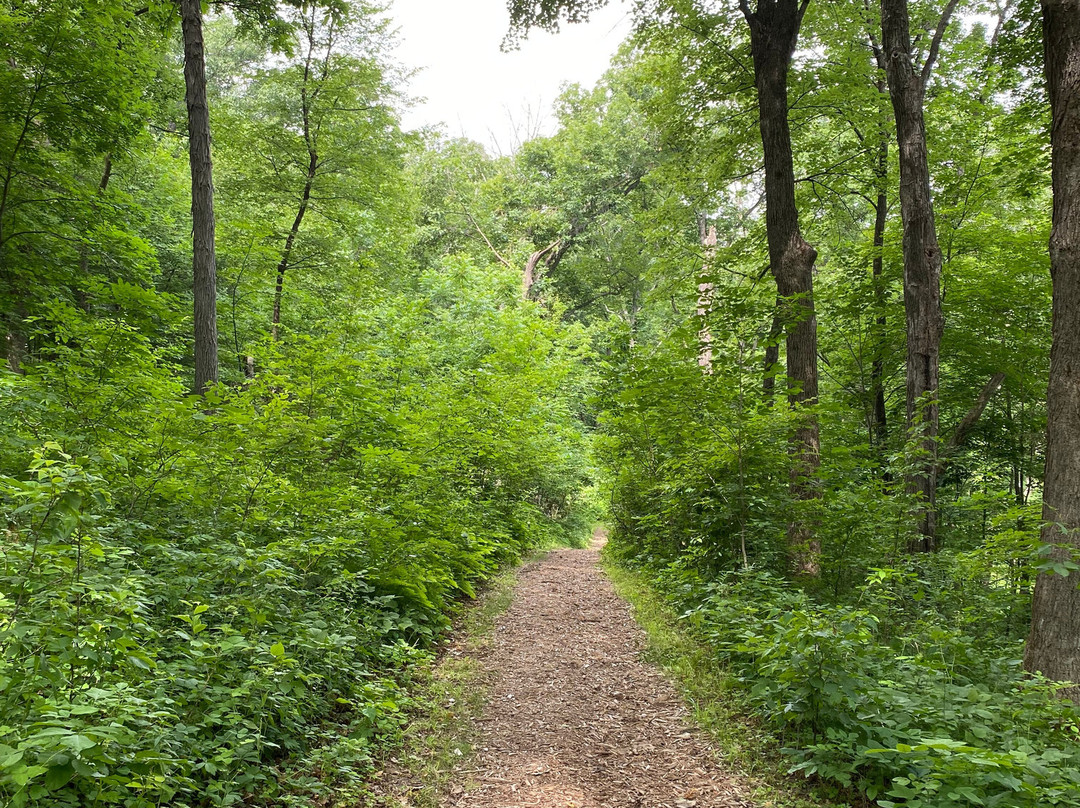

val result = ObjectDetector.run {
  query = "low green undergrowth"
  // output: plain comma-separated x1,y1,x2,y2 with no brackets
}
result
361,560,523,808
604,560,842,808
0,267,594,807
616,553,1080,808
272,560,524,808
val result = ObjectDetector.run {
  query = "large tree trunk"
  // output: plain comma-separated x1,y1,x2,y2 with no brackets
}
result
1024,0,1080,700
741,0,821,575
881,0,950,551
180,0,219,394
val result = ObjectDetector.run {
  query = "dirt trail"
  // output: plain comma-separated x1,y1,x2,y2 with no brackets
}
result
448,535,756,808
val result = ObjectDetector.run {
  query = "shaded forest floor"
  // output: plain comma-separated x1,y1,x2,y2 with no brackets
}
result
374,532,767,808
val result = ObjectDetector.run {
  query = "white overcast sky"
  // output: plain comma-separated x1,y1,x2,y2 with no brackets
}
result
387,0,633,154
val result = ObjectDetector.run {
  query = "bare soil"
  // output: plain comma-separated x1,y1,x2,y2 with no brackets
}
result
447,536,757,808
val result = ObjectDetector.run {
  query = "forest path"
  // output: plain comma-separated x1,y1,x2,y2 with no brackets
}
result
447,531,756,808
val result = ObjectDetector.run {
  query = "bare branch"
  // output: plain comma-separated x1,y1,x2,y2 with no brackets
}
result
462,206,513,271
922,0,962,85
739,0,754,22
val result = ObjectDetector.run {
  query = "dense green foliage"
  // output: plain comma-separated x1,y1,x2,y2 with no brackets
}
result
2,0,1079,806
0,2,593,805
616,557,1080,806
0,267,591,807
581,4,1080,807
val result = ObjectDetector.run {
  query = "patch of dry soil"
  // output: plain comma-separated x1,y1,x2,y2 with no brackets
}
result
448,537,756,808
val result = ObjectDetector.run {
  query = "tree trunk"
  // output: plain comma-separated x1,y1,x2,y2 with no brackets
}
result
1024,0,1080,701
762,296,783,401
523,240,558,300
870,133,889,450
881,0,948,551
272,148,317,341
180,0,219,394
741,0,821,574
697,221,717,372
943,372,1005,455
272,17,330,341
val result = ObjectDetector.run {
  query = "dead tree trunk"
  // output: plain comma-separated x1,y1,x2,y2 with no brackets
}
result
180,0,219,394
740,0,821,574
880,0,957,550
1024,0,1080,701
697,221,717,372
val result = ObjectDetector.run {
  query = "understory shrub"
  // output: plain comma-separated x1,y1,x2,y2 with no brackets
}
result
634,559,1080,807
0,269,594,807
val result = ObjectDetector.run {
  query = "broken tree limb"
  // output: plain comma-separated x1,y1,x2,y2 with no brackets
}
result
522,239,561,300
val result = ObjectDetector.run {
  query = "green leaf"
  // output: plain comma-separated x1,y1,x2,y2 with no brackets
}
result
61,734,96,754
11,765,47,786
44,762,75,790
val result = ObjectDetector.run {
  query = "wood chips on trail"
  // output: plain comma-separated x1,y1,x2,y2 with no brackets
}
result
448,541,757,808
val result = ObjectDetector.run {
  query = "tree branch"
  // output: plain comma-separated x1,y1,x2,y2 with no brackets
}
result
523,238,561,299
943,372,1006,455
922,0,962,86
462,207,513,270
797,0,812,29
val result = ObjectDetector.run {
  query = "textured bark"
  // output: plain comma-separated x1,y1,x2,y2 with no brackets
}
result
181,0,219,393
741,0,821,574
1024,0,1080,700
881,0,949,550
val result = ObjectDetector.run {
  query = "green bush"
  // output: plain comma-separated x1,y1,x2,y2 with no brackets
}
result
0,267,593,807
638,560,1080,807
